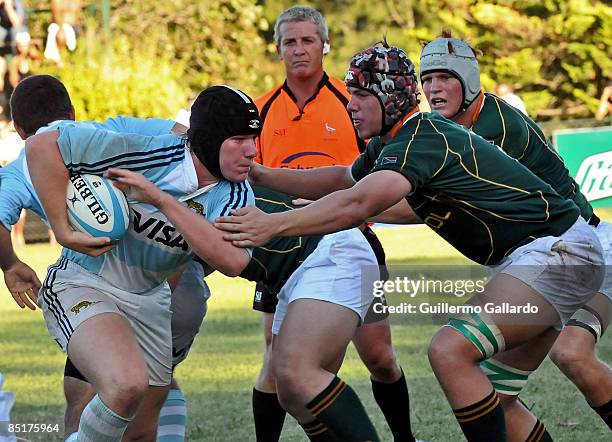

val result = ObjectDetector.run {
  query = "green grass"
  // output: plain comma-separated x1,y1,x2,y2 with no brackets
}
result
1,225,610,441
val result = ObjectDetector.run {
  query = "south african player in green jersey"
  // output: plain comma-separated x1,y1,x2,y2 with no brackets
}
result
216,42,605,442
420,33,612,437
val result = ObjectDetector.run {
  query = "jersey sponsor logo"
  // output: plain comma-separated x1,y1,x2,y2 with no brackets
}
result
575,151,612,202
70,300,100,315
381,156,398,165
325,122,336,135
280,151,336,168
273,128,288,136
68,174,109,225
132,208,189,251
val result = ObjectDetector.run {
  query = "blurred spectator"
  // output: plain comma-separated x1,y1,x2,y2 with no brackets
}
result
496,82,528,115
45,0,82,64
175,92,197,127
0,0,27,54
0,0,27,107
7,31,40,94
0,119,25,247
595,82,612,121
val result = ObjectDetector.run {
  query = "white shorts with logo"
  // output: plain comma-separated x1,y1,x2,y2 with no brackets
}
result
38,258,172,386
594,220,612,301
272,228,378,335
489,217,605,327
171,260,210,367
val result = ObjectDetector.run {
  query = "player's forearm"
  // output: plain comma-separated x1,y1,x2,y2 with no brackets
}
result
0,225,18,271
158,194,250,276
25,133,72,241
250,164,353,200
272,188,375,237
368,199,422,224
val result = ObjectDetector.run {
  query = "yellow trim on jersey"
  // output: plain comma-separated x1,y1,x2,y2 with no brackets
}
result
254,196,305,253
250,256,269,279
492,97,507,150
422,192,495,264
399,118,421,176
468,130,479,176
516,118,530,161
255,197,294,211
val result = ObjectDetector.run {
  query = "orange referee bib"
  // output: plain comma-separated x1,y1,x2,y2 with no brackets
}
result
255,74,365,169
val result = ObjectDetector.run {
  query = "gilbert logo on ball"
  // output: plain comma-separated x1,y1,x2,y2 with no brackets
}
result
66,174,130,241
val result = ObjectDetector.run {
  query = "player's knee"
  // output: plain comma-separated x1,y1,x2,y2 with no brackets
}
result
103,374,149,417
428,327,471,371
361,346,400,382
273,358,307,400
549,340,592,378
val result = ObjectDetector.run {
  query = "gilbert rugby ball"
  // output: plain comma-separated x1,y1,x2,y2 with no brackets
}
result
66,173,130,241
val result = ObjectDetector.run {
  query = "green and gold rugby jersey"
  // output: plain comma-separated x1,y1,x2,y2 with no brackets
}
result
239,186,323,293
351,112,579,265
472,93,593,221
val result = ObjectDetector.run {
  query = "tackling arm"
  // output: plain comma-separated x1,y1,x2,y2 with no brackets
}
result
249,163,355,200
217,170,412,246
368,198,422,224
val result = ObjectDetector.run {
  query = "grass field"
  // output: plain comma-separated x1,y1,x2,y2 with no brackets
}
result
1,224,610,441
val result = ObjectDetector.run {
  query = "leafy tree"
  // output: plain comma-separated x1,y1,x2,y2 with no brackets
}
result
23,0,611,120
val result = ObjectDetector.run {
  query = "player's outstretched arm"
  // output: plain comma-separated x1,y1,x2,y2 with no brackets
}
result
217,170,412,247
368,198,422,224
249,163,355,200
25,131,115,256
106,168,250,277
0,225,40,310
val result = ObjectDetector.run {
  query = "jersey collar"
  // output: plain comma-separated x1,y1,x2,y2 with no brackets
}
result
282,72,330,109
468,92,486,127
388,107,421,139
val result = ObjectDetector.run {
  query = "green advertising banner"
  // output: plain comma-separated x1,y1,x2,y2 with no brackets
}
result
554,126,612,208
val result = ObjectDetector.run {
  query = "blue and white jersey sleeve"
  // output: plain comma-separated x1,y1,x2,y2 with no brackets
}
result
0,172,31,230
56,125,187,184
97,116,176,135
0,152,45,230
186,180,255,257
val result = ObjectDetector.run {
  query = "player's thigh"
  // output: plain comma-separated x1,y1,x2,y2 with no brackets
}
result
489,327,559,372
481,223,604,349
67,312,148,391
274,298,359,371
470,274,560,349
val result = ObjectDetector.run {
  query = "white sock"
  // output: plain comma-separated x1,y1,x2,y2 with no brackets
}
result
77,395,131,442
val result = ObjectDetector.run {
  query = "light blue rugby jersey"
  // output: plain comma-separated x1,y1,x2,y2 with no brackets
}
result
0,116,175,231
55,123,254,293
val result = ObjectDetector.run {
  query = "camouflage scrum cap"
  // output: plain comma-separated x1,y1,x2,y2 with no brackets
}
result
345,44,419,135
420,37,481,115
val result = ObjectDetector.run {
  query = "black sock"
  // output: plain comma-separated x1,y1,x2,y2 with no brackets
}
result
371,368,415,442
307,376,380,442
525,419,553,442
453,390,507,442
300,419,343,441
252,388,286,442
591,398,612,430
